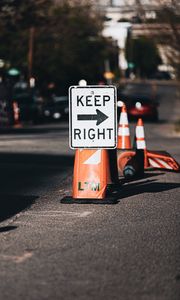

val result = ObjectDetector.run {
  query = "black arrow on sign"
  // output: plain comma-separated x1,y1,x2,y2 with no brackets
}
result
77,109,108,126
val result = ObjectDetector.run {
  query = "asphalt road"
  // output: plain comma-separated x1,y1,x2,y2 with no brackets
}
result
0,82,180,300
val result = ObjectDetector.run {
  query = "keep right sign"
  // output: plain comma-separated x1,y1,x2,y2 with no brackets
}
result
69,85,117,149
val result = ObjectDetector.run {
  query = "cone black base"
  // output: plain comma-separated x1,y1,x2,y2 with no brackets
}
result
60,196,118,205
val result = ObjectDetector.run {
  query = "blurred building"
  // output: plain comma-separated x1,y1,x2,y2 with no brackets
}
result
94,0,178,21
54,0,179,77
93,0,180,77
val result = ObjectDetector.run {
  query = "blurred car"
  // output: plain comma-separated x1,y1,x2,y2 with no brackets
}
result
0,79,14,127
118,82,159,121
118,82,154,98
0,99,14,127
120,95,159,121
149,71,172,80
12,87,44,124
43,95,68,121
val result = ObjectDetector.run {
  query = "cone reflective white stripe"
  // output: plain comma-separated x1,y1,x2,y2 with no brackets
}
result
118,127,130,136
119,112,128,125
147,150,180,171
136,140,146,149
149,158,160,168
136,119,146,150
155,158,173,169
149,157,173,170
84,149,101,165
134,118,150,168
136,126,146,139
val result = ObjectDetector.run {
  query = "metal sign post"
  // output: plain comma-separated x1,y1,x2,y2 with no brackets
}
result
69,85,117,149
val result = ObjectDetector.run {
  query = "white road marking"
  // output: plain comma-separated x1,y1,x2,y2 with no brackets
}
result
24,211,92,218
1,252,33,263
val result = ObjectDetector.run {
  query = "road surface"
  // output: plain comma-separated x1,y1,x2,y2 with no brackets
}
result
0,82,180,300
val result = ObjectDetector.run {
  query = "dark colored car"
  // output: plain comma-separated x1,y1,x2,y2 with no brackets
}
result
43,95,68,121
0,99,14,127
12,87,44,124
120,95,159,121
118,82,159,121
0,81,14,127
149,71,172,80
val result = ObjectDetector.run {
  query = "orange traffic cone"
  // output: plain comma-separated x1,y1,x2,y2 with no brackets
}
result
117,104,131,149
61,149,117,204
73,149,107,199
117,104,133,177
13,101,22,128
135,118,149,169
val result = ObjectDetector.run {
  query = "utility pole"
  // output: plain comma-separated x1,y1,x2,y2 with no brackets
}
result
135,0,145,20
28,26,35,82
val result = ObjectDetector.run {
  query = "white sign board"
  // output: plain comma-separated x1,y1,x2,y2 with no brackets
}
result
69,85,117,149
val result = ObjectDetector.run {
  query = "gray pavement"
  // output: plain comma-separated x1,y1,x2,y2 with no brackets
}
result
0,83,180,300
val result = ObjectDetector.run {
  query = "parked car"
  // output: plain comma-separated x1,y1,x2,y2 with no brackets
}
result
0,77,14,127
0,98,14,127
120,94,159,121
118,82,159,121
12,87,44,124
149,71,172,80
43,95,68,121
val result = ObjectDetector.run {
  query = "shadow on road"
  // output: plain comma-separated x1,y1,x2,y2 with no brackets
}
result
0,225,18,233
117,179,180,200
120,172,165,185
0,195,37,223
0,152,74,222
0,153,74,194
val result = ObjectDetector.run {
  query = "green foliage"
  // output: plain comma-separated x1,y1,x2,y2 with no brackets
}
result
0,0,118,92
0,0,51,29
0,0,52,73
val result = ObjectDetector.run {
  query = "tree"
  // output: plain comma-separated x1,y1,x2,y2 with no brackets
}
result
155,4,180,78
0,0,118,92
134,0,180,78
0,0,52,78
33,1,118,91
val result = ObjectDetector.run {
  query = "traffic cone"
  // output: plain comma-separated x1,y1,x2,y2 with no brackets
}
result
61,149,117,204
117,104,131,149
13,101,22,128
117,104,132,177
134,118,149,169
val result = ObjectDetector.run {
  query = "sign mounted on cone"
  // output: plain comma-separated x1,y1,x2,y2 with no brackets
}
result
69,86,117,149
